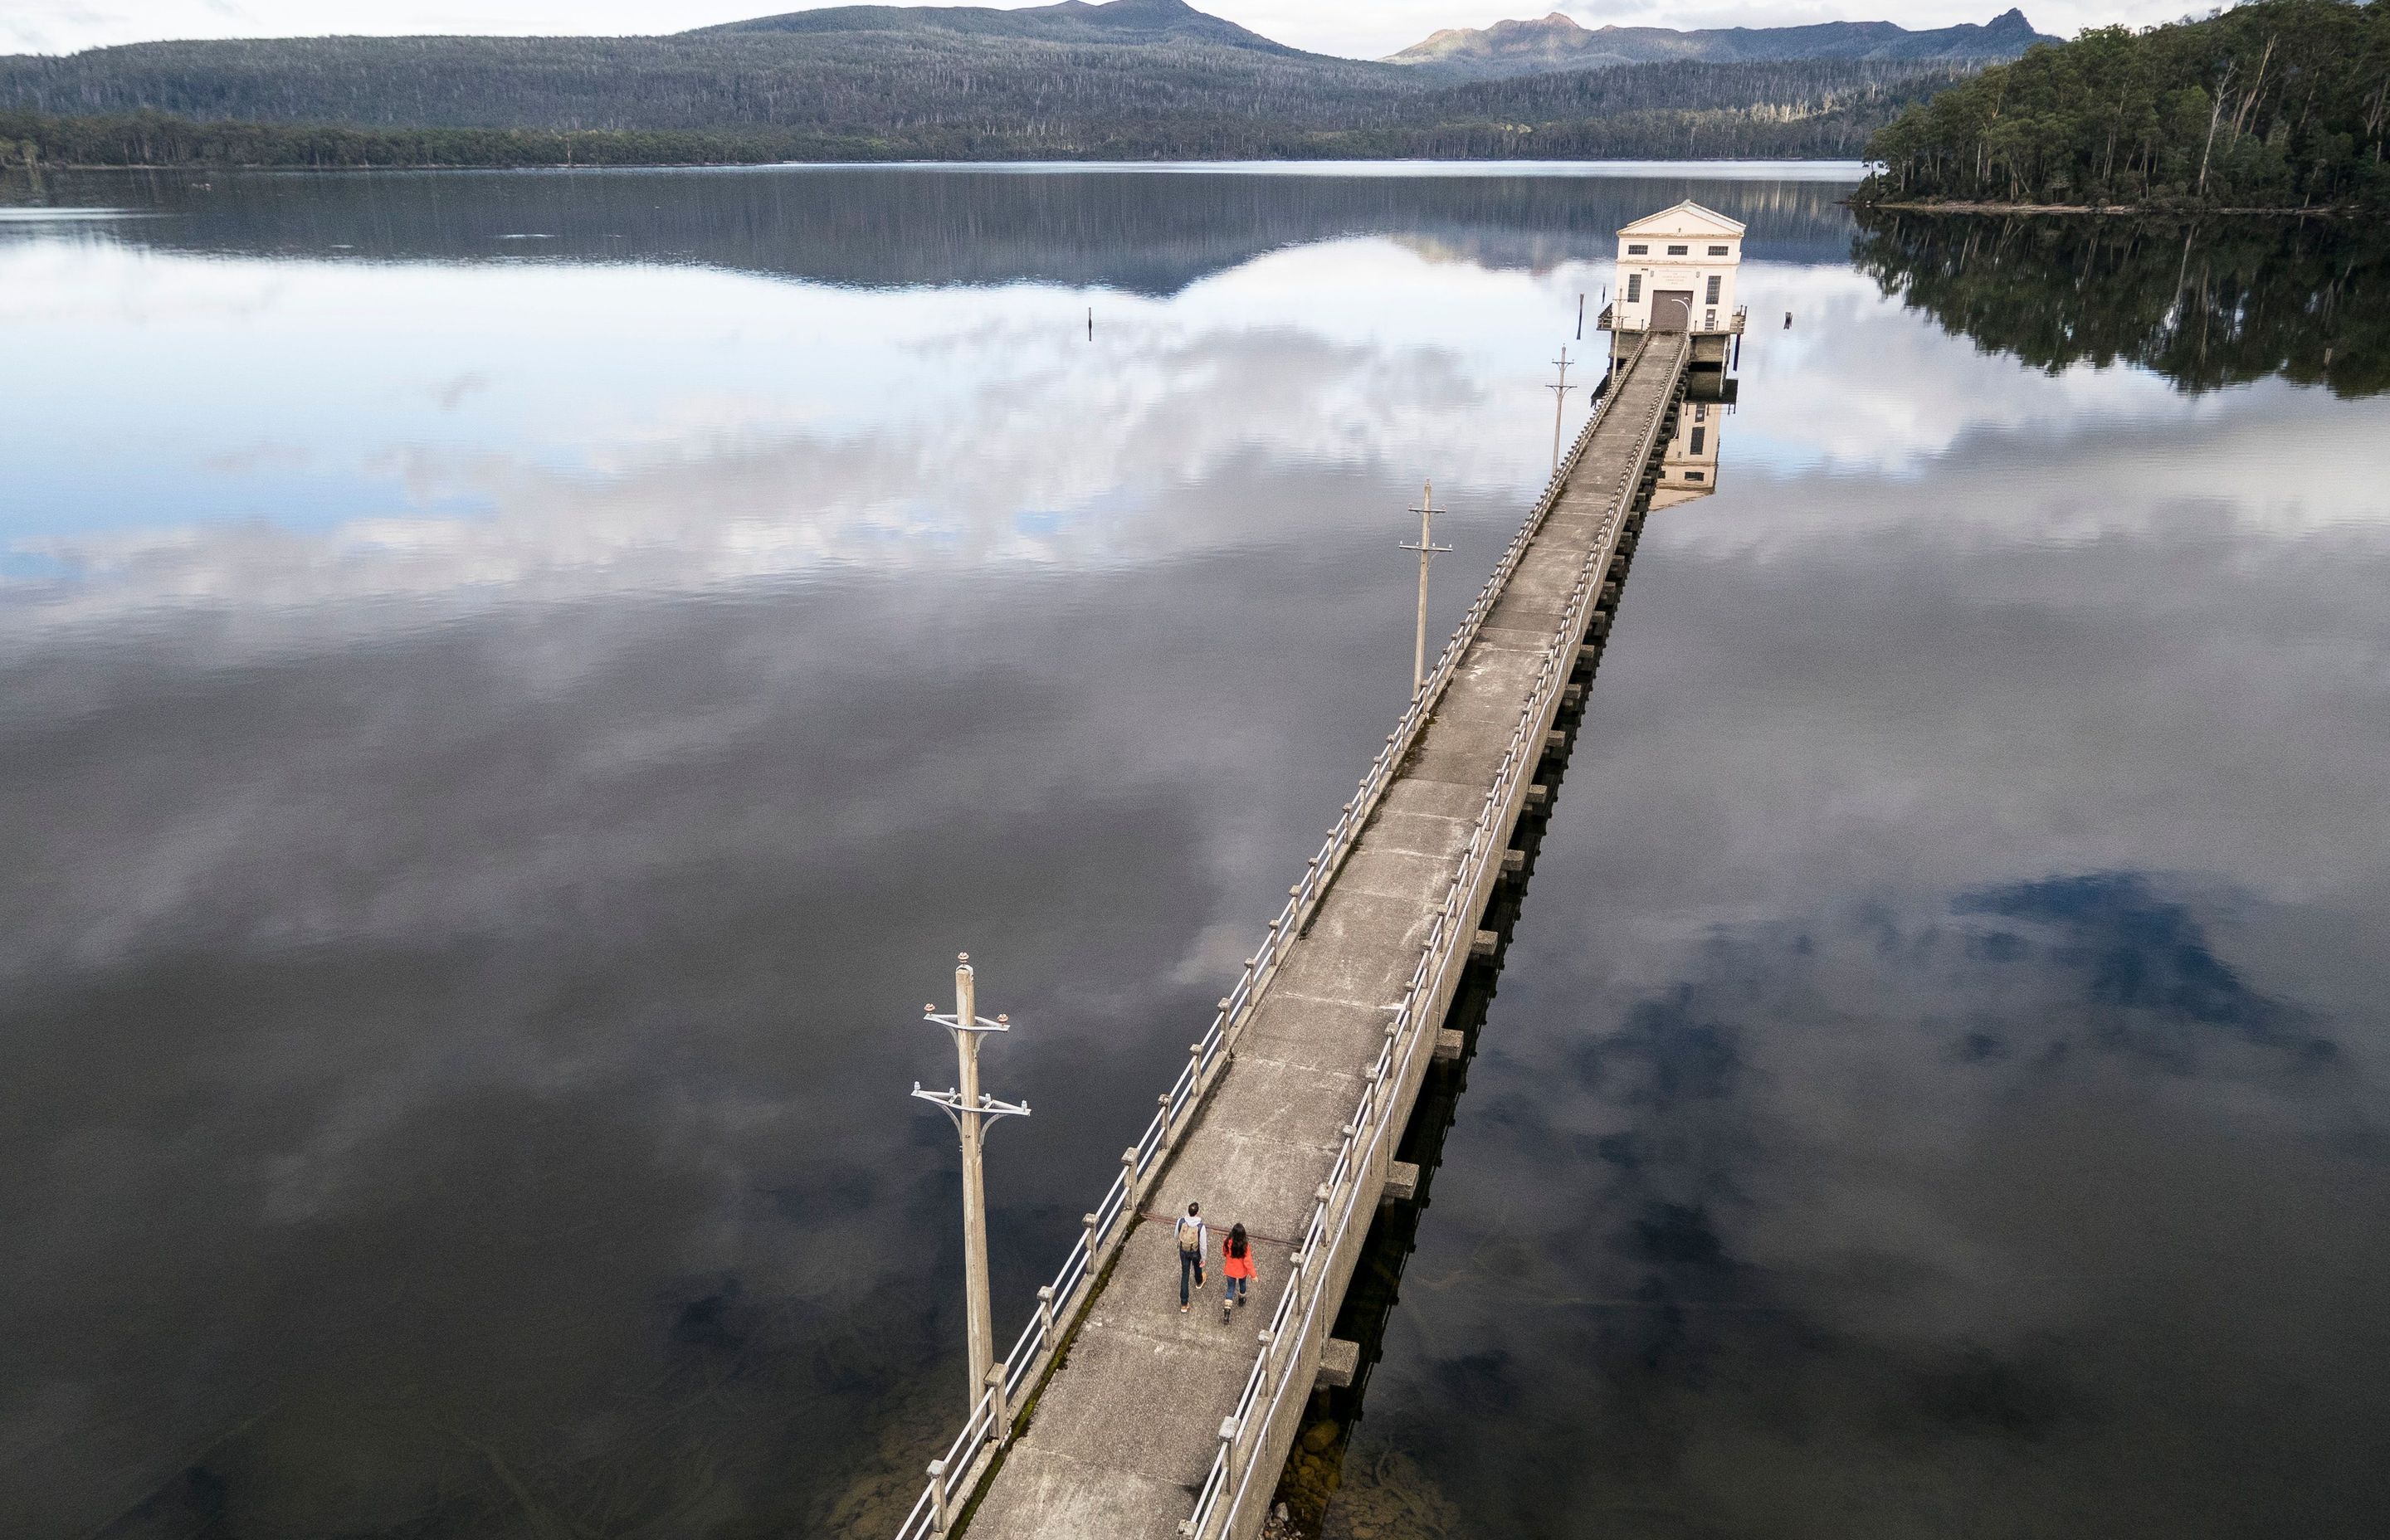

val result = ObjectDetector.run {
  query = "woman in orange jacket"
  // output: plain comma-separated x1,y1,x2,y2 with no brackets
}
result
1220,1222,1255,1321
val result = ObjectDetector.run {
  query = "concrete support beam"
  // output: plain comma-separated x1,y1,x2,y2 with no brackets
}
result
1500,848,1525,876
1470,928,1500,960
1315,1338,1361,1391
1382,1161,1420,1204
1432,1028,1465,1062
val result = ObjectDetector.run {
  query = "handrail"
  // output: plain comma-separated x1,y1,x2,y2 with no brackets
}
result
888,334,1681,1540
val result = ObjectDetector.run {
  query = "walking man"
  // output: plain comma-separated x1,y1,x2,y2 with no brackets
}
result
1175,1201,1207,1313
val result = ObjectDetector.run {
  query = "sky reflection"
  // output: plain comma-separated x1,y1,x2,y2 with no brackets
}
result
7,203,2368,622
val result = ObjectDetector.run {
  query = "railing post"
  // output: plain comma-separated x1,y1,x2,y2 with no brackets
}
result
927,1458,950,1534
1083,1209,1100,1258
1217,1415,1241,1505
1036,1284,1056,1348
1121,1145,1139,1200
987,1362,1011,1445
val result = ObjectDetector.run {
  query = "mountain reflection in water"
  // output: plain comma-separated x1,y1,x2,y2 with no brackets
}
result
8,163,1859,295
1,165,2386,1540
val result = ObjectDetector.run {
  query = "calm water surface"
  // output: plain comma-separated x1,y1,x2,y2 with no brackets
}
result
2,164,2385,1540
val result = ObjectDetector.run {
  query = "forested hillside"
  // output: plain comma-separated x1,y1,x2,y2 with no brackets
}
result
1363,58,1974,158
0,0,1987,167
1858,0,2390,207
0,1,1354,139
0,56,1965,167
0,27,1388,135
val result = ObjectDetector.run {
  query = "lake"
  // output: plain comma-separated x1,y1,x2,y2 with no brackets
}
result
2,163,2385,1540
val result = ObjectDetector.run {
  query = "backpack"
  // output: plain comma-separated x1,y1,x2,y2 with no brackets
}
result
1177,1218,1202,1255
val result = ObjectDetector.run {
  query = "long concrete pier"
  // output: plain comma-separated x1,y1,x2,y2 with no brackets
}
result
895,333,1695,1540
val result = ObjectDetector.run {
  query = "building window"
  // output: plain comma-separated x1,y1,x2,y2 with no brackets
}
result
1690,427,1705,455
1695,403,1707,422
1686,470,1705,482
1667,244,1690,256
1708,245,1729,256
1705,275,1722,304
1626,274,1641,303
1627,243,1647,255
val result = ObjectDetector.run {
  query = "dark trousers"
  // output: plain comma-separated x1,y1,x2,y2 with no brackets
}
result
1179,1250,1203,1304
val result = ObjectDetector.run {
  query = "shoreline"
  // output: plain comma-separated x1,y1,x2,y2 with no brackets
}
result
15,155,1871,176
1854,197,2344,217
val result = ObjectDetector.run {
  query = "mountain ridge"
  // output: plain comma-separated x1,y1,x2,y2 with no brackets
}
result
1389,8,2056,79
690,0,1310,57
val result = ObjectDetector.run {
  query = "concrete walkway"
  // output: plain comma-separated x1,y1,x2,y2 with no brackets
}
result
965,338,1690,1540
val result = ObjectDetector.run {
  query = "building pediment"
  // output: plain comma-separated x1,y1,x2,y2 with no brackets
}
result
1617,201,1747,239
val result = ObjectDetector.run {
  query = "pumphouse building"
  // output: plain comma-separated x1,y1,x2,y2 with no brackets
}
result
1600,200,1747,375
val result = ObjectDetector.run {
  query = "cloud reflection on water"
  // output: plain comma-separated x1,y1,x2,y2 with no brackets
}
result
1349,874,2389,1538
7,238,2380,636
2,239,1569,617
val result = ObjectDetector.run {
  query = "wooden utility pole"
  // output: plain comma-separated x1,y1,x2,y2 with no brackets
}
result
1548,348,1577,473
915,954,1029,1420
1398,482,1451,699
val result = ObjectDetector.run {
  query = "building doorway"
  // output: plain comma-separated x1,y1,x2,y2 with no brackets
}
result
1651,290,1694,331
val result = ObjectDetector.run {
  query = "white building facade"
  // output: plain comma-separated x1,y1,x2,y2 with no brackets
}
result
1607,201,1746,343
